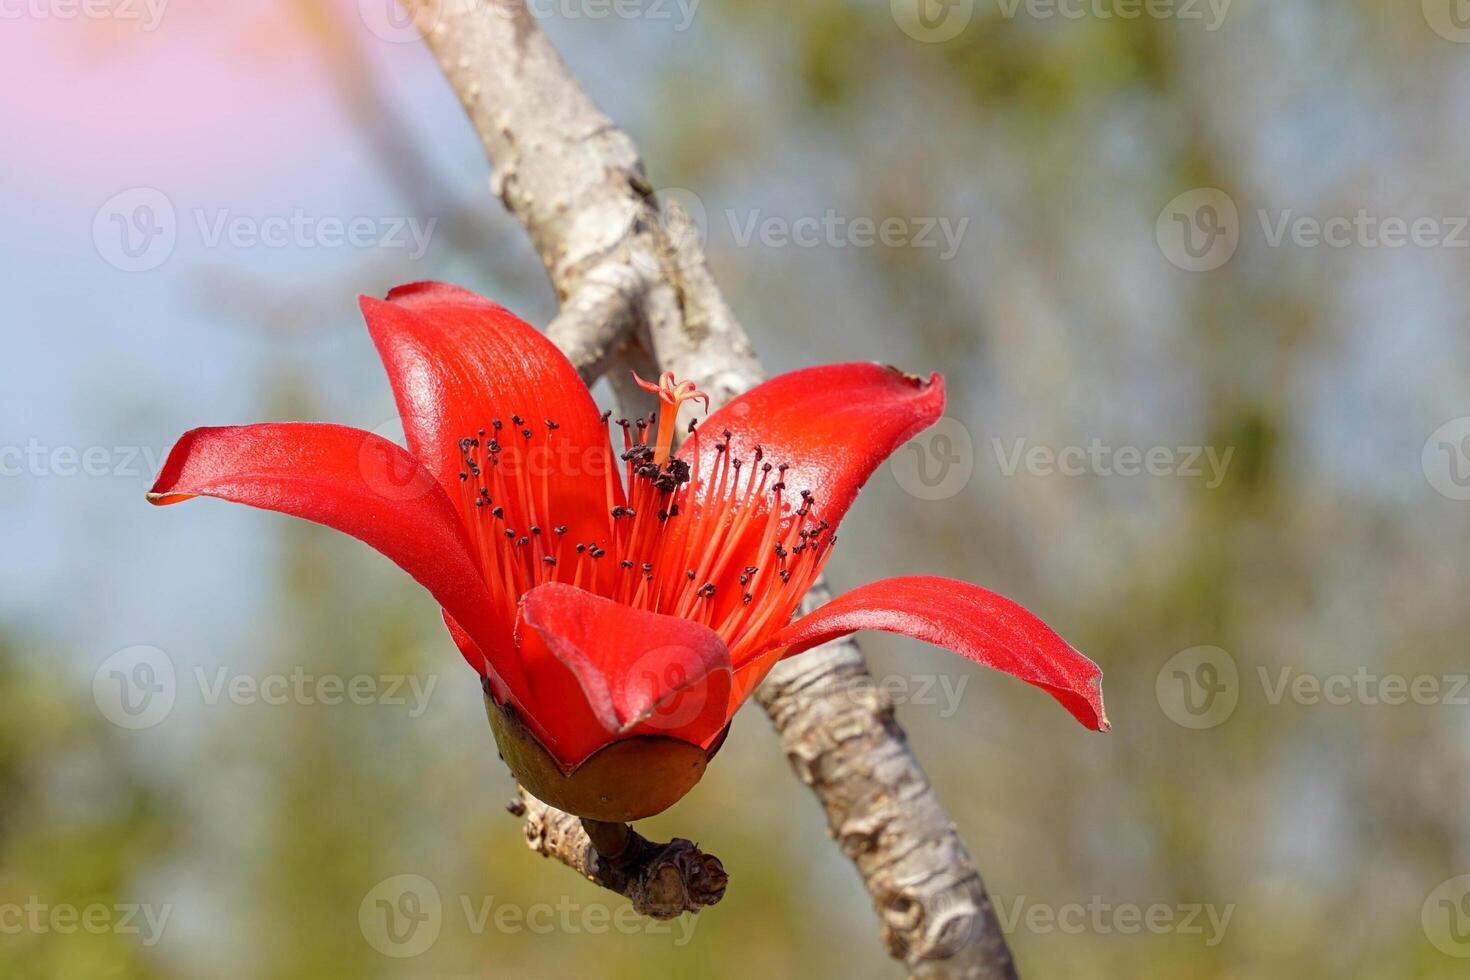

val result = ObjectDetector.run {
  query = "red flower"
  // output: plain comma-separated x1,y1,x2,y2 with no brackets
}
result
150,282,1107,820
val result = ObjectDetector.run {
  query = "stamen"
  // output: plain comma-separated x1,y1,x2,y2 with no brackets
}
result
449,380,832,652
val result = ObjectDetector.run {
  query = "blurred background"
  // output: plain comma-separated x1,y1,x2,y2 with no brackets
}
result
3,0,1469,976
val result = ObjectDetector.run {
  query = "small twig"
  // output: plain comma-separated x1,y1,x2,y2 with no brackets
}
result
512,787,728,919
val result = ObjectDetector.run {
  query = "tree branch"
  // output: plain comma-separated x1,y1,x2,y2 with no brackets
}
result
400,1,1019,974
511,788,728,919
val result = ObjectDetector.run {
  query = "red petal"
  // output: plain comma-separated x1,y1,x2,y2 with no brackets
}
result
515,583,733,769
361,282,621,550
749,576,1109,731
679,363,944,533
148,423,525,697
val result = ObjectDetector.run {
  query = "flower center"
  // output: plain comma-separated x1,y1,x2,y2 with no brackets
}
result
455,376,833,660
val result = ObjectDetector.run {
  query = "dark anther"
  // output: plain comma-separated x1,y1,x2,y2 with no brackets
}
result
517,536,529,547
753,445,764,460
545,419,559,430
686,569,696,580
611,506,627,519
721,429,731,440
620,559,634,569
554,525,567,535
530,526,541,535
641,562,653,572
771,482,786,493
743,594,753,605
504,529,516,539
779,570,791,583
492,506,504,519
576,543,586,554
492,419,503,430
744,566,758,574
688,418,699,433
512,414,524,426
762,463,773,473
542,556,557,566
599,410,612,424
774,543,788,559
459,472,469,481
521,429,532,439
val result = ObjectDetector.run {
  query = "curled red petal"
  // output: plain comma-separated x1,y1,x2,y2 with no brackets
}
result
750,576,1109,732
361,282,622,550
514,582,733,769
147,423,524,696
678,362,944,534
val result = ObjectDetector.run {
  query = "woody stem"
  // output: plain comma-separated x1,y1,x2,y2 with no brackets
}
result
512,789,728,920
